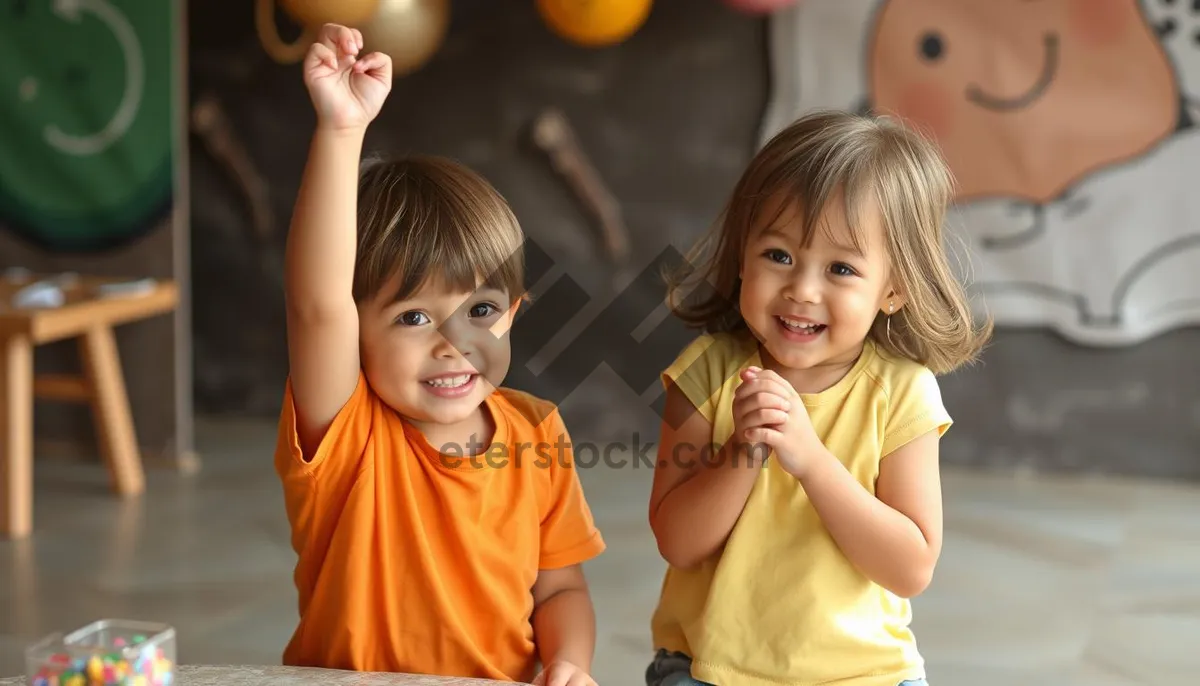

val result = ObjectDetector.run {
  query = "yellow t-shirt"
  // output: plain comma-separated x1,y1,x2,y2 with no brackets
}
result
650,330,952,686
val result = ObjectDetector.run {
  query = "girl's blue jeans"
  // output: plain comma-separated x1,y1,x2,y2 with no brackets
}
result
645,649,928,686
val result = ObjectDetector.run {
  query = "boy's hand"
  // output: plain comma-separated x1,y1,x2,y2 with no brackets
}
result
532,659,596,686
303,23,392,131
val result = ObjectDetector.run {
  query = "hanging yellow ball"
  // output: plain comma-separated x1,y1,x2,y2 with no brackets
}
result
536,0,653,47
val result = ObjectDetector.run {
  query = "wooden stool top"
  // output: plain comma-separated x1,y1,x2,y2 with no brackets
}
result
0,271,178,343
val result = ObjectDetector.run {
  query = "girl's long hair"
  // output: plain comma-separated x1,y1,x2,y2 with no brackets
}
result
664,109,992,375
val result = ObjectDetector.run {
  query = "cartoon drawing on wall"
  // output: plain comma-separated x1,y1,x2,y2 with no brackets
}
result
866,0,1189,248
761,0,1200,345
0,0,174,253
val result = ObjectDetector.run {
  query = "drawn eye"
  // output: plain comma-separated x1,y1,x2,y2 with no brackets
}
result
918,31,944,62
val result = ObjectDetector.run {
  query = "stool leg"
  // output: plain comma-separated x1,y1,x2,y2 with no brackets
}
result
0,334,33,538
80,326,144,497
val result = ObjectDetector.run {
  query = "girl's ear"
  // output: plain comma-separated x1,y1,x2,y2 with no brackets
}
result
881,288,907,315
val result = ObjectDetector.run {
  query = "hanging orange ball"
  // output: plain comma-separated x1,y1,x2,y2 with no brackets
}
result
536,0,653,47
259,0,381,64
279,0,381,28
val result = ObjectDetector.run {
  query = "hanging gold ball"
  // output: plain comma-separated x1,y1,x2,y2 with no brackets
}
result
359,0,451,76
536,0,653,47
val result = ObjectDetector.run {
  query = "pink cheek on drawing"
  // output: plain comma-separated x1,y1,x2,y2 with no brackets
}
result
1067,0,1126,48
892,81,956,141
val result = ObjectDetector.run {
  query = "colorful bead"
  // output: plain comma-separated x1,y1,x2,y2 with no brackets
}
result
32,648,173,686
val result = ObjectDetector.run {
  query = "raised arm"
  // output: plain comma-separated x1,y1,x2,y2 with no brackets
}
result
285,24,392,458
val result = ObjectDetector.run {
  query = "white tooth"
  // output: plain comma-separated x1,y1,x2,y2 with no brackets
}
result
780,317,821,332
428,374,470,388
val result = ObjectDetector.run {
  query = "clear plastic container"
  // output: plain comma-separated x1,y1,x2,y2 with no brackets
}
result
25,619,175,686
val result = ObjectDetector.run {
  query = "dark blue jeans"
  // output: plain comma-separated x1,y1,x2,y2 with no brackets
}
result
646,649,929,686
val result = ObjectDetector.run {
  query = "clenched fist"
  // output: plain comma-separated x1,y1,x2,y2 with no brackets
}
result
303,23,392,131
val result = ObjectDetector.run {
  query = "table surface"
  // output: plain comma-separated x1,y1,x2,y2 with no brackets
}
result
0,272,178,341
0,664,517,685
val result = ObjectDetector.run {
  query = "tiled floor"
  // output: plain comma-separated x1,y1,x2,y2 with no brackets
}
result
1,416,1197,685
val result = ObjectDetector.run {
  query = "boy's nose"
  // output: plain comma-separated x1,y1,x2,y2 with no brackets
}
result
432,322,473,359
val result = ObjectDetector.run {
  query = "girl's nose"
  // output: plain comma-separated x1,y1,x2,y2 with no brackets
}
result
783,270,821,304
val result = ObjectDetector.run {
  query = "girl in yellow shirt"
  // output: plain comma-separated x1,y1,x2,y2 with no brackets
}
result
645,110,992,686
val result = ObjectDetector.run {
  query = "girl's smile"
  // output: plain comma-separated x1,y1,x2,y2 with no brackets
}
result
776,315,827,341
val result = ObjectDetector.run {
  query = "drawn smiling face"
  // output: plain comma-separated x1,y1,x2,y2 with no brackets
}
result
868,0,1180,204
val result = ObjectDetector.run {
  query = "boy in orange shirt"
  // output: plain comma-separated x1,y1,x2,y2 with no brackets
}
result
274,24,606,685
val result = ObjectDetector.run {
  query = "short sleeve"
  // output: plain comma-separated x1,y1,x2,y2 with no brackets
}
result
275,368,373,476
274,370,375,557
537,410,606,570
881,365,953,458
662,334,746,423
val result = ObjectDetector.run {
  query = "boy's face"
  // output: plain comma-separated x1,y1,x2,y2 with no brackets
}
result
358,273,518,440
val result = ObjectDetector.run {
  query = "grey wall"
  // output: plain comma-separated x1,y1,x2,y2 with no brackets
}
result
188,0,1200,481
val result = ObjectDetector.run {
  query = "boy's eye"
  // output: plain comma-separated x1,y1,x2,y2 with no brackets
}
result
762,248,792,265
830,263,857,277
397,311,430,326
469,302,499,318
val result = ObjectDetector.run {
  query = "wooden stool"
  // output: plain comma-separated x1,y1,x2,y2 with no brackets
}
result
0,274,179,539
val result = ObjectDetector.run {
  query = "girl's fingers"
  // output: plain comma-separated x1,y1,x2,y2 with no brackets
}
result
744,426,783,445
734,385,792,411
736,375,795,403
745,409,789,426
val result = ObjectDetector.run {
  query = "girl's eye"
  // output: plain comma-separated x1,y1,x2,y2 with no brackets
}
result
763,248,792,265
469,302,499,318
830,263,857,277
397,311,430,326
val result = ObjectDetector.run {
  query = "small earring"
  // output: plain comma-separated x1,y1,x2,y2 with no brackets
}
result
885,301,894,343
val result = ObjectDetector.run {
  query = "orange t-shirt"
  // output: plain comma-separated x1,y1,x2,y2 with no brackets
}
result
273,371,606,682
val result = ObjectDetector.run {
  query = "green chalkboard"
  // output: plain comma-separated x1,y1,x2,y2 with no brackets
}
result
0,0,175,252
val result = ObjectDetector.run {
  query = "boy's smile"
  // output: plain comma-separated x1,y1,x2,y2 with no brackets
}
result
421,371,480,398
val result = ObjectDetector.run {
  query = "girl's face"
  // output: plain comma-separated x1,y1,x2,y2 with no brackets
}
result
739,193,901,392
